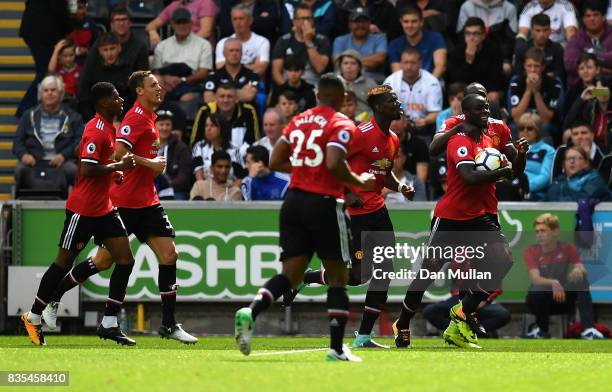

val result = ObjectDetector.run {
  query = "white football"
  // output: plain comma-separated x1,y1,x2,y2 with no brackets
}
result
474,148,503,171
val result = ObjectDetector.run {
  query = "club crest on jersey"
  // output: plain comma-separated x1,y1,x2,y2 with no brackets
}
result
372,158,392,170
338,129,351,143
120,125,131,136
86,142,96,154
492,135,500,146
457,146,468,158
354,250,364,260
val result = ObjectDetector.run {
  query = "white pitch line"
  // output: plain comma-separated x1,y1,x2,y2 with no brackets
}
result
250,348,328,357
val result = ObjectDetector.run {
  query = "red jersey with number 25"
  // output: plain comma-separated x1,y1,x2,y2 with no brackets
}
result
346,119,399,215
66,114,116,217
111,103,160,208
281,106,355,199
434,132,500,220
438,114,513,151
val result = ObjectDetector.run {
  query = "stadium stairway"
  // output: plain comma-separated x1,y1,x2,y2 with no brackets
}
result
0,1,29,200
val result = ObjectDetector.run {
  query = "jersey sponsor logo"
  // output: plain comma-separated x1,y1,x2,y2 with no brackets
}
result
120,125,131,136
457,146,469,158
86,142,96,154
338,129,351,143
372,158,392,170
371,146,379,153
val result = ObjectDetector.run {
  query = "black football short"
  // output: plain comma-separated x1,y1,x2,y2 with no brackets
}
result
58,209,128,251
117,204,176,243
279,189,351,263
349,206,395,264
427,213,507,252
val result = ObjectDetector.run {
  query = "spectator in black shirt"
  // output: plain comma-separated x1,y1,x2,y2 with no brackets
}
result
564,53,600,116
155,110,192,200
336,0,403,40
447,17,505,106
391,114,429,185
203,38,259,105
514,13,565,82
268,56,316,112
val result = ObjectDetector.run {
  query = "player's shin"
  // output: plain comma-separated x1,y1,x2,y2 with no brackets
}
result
158,264,177,327
249,274,292,320
52,257,99,302
29,262,71,322
102,262,134,327
327,287,349,353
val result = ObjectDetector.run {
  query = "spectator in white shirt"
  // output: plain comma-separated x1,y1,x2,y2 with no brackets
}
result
254,108,286,153
518,0,578,47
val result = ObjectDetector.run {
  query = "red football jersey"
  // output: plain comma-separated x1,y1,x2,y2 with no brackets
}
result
57,64,81,96
434,132,501,220
111,103,161,208
66,114,116,217
281,106,354,199
524,243,581,271
438,115,513,151
346,119,399,215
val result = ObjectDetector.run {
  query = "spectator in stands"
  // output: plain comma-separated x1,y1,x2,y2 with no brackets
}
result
447,17,505,105
191,82,260,147
17,0,72,118
391,114,430,185
241,145,290,200
383,142,427,202
69,0,99,64
155,110,192,200
430,155,448,199
153,8,213,103
146,0,216,48
86,6,149,73
388,6,447,79
204,38,260,105
276,90,299,122
335,50,377,121
457,0,518,76
215,4,271,78
340,91,359,124
518,0,578,47
48,39,81,99
332,8,388,83
565,0,612,86
423,260,511,338
190,151,242,201
546,145,610,201
396,0,447,34
518,113,555,200
384,48,443,141
509,47,563,140
77,32,131,120
254,108,286,153
564,53,600,115
13,75,83,192
524,213,604,339
192,112,248,181
267,56,317,112
336,0,402,40
436,82,465,132
280,0,337,37
514,13,565,82
554,122,605,178
218,0,279,43
156,86,188,144
272,3,332,87
563,77,612,152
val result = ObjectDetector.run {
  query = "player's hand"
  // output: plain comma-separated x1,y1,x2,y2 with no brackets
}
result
498,164,513,182
345,191,363,209
21,153,36,167
49,153,65,167
358,172,377,191
400,184,416,200
118,153,136,170
113,170,124,185
150,156,167,174
514,137,530,155
551,280,566,303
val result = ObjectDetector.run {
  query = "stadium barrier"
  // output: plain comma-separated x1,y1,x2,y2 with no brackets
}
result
3,201,612,304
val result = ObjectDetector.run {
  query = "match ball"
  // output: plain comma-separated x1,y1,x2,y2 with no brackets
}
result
474,148,504,171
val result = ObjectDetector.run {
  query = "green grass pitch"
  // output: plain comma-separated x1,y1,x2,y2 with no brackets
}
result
1,336,611,392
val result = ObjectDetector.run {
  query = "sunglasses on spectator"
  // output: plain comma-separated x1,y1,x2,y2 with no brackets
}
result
565,156,586,162
518,125,536,131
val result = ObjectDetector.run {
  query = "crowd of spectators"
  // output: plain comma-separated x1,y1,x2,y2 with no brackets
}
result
14,0,612,202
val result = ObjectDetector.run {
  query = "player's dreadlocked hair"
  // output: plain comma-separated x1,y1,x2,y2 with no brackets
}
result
367,85,393,110
90,82,116,109
128,70,153,99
